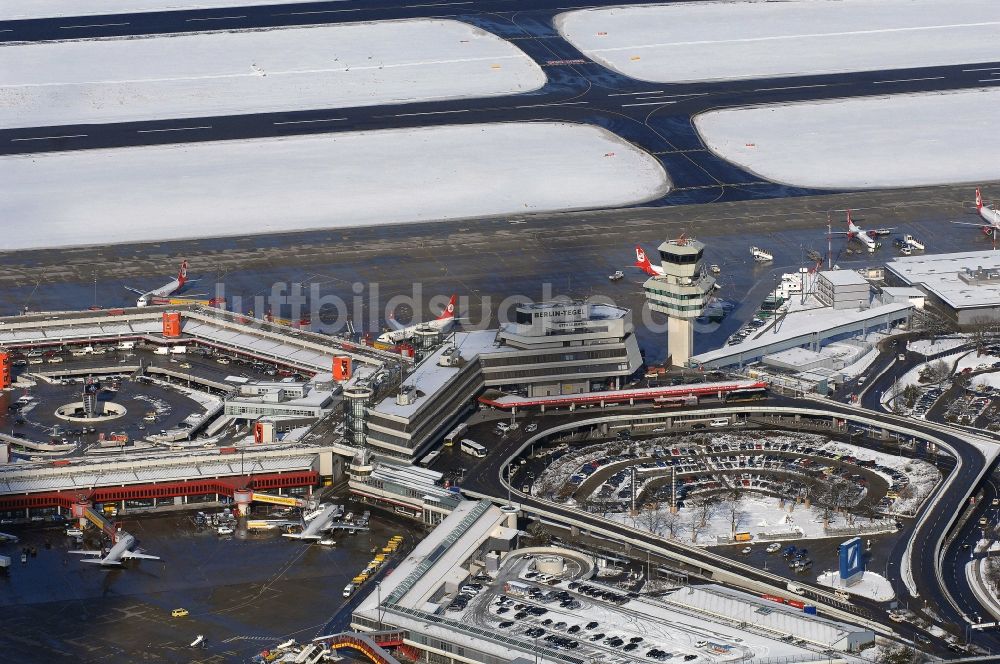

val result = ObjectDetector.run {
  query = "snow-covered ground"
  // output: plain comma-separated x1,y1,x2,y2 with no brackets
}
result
556,0,1000,83
0,21,545,128
816,570,895,602
0,123,668,250
694,89,1000,188
611,494,893,546
0,0,329,20
908,337,968,356
819,440,939,516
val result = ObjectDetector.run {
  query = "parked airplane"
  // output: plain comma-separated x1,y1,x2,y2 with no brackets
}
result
951,188,1000,236
124,260,194,307
375,295,457,347
69,532,161,566
282,504,368,541
634,246,664,276
830,211,893,253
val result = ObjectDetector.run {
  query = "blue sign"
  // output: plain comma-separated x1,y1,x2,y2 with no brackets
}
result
838,537,864,580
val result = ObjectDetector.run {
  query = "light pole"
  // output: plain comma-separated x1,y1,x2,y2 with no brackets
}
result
376,581,382,630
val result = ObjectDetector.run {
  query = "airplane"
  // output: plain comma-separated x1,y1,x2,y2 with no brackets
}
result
68,532,161,566
951,188,1000,236
634,245,664,276
829,210,893,253
282,504,369,541
124,260,195,307
375,294,457,347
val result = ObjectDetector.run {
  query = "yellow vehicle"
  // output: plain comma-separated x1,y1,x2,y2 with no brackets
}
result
374,554,386,562
381,547,394,554
390,535,404,542
353,574,368,584
171,608,189,618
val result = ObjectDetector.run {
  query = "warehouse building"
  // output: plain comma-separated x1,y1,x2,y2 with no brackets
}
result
885,250,1000,325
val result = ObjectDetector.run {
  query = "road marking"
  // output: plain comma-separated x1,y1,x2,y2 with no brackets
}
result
873,76,945,84
963,66,1000,72
977,78,1000,84
185,15,246,22
273,118,347,125
390,109,470,117
276,8,361,15
620,100,677,107
632,92,709,101
753,83,829,92
11,134,87,142
404,1,473,6
607,90,664,97
514,101,589,109
136,125,212,134
59,22,129,29
0,29,13,33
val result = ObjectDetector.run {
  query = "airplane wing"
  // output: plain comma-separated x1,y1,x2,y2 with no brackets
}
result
385,317,405,332
81,558,120,565
122,551,161,561
325,523,370,532
123,286,148,295
68,550,103,556
951,220,992,227
828,231,851,236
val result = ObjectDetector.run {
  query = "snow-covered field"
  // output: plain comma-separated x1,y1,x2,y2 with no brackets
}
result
0,21,545,128
555,0,1000,83
694,89,1000,188
0,123,669,250
908,337,968,356
0,0,327,20
816,570,895,602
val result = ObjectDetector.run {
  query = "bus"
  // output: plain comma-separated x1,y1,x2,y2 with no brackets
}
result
724,388,768,403
460,439,487,458
444,423,468,447
419,450,441,467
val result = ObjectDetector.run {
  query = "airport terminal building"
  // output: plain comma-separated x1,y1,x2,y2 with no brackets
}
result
364,302,642,460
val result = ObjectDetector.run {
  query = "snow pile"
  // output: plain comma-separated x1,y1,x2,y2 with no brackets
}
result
908,337,968,355
0,0,331,20
695,89,1000,189
816,570,895,602
0,123,669,251
556,0,1000,83
0,20,546,128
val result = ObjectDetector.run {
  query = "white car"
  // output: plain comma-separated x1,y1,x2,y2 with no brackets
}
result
525,423,538,433
766,542,781,553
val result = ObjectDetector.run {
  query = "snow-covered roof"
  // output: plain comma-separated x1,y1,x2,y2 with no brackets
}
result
886,250,1000,309
371,330,504,419
818,270,869,287
663,585,870,648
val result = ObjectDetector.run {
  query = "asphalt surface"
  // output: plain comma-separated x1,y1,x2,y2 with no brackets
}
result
447,395,1000,655
3,0,1000,209
0,504,421,663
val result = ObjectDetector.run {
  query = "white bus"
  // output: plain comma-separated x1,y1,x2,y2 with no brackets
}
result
444,423,468,447
460,439,487,458
419,450,441,467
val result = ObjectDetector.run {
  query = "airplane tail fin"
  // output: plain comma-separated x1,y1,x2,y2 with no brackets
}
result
436,295,457,321
634,245,656,276
976,188,984,211
178,260,189,287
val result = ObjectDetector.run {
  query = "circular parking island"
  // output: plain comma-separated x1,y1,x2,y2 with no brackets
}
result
54,402,126,423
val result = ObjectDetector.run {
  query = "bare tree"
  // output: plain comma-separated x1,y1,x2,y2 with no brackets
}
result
636,502,667,537
875,644,927,664
968,316,1000,355
662,509,683,540
720,490,749,537
686,511,703,544
694,496,720,528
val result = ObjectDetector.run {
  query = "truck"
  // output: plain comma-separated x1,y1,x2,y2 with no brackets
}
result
0,554,10,574
170,346,187,354
786,582,805,595
154,347,170,355
117,341,136,350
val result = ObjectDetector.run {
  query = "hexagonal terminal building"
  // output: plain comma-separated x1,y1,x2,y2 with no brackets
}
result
642,236,716,366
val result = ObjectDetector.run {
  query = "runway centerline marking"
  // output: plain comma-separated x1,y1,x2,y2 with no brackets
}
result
185,15,246,22
977,78,1000,84
136,126,213,133
389,109,470,117
607,90,664,97
873,76,946,84
962,66,1000,72
276,8,361,15
632,93,709,101
273,118,347,125
59,22,129,28
620,100,677,107
514,101,589,109
752,84,829,92
11,134,88,142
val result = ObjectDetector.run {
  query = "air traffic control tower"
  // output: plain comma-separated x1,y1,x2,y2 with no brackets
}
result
642,237,716,366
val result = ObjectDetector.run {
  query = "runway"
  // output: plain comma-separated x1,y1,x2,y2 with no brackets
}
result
3,0,1000,205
